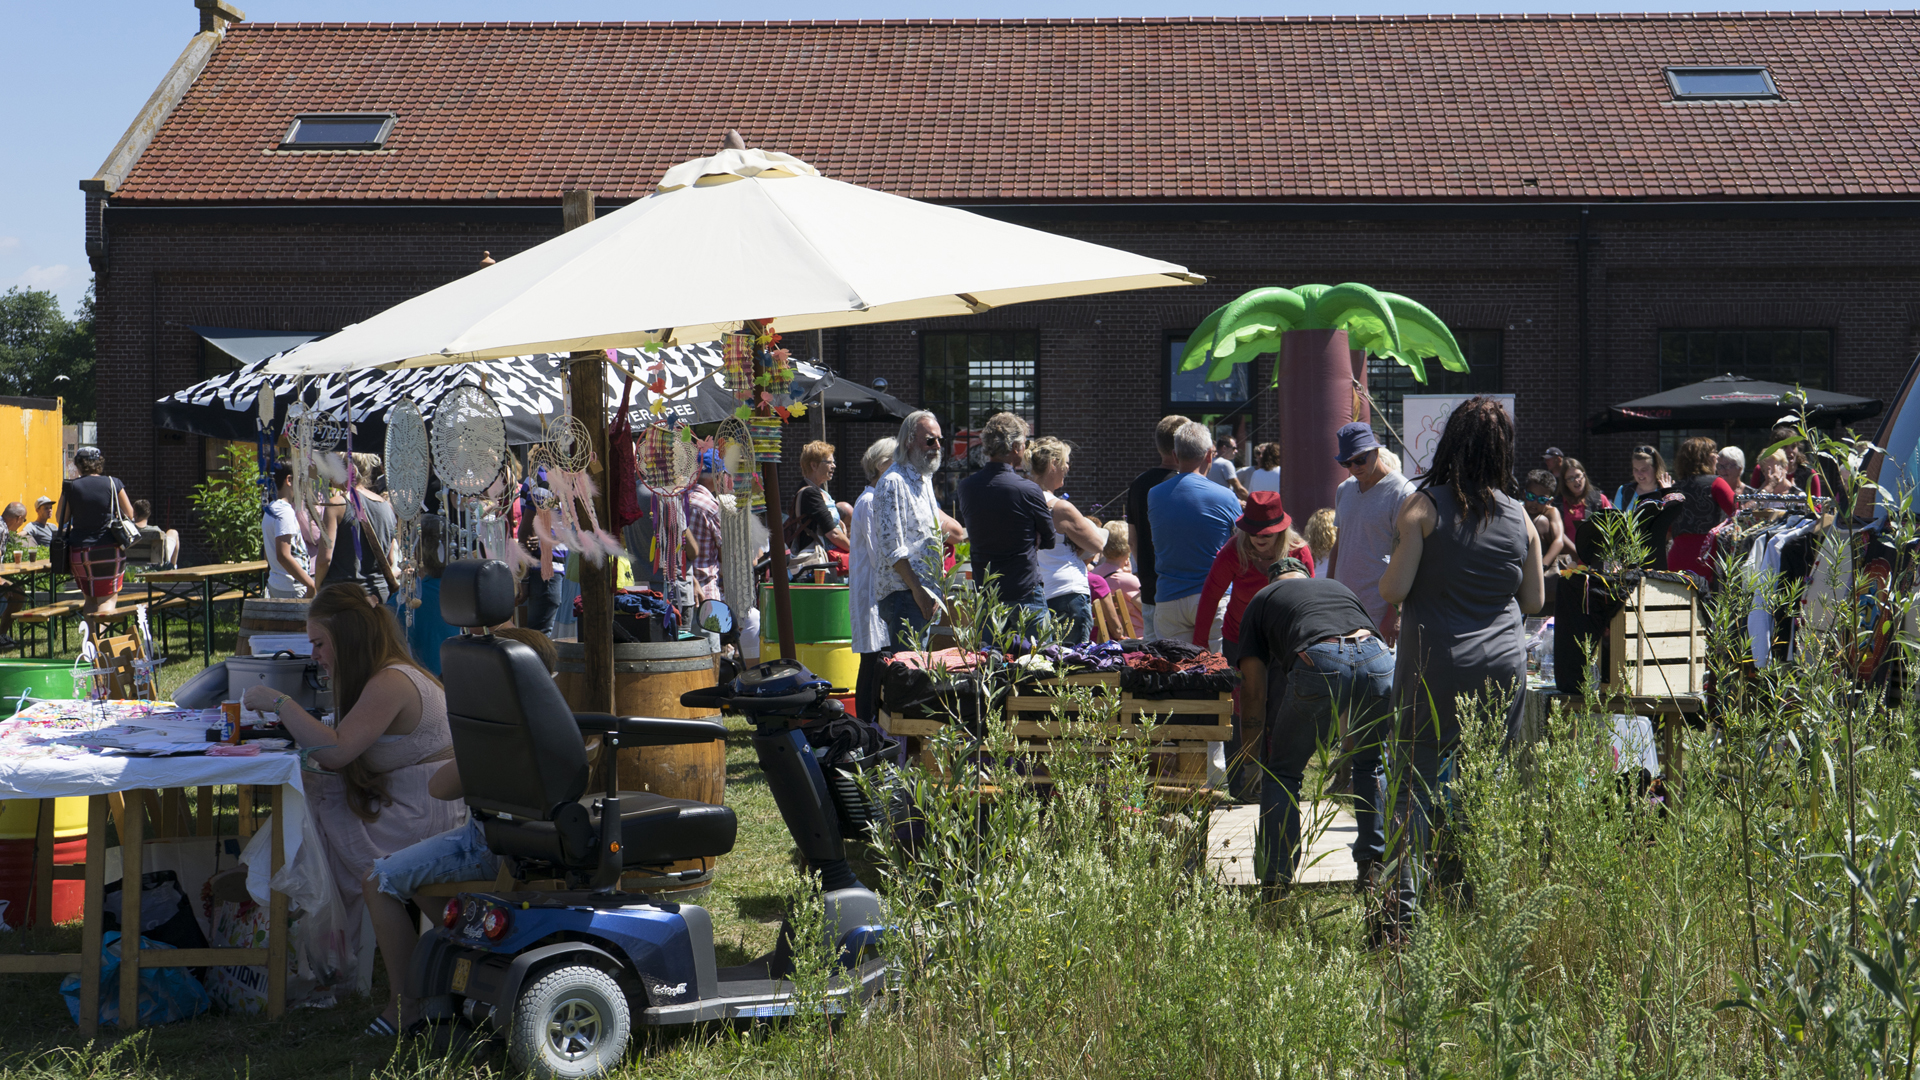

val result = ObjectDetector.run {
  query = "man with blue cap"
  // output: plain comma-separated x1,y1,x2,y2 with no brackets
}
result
1330,421,1414,645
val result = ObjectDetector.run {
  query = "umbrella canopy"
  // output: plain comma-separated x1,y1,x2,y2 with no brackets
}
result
1590,374,1883,434
158,342,736,446
791,361,914,422
264,147,1200,376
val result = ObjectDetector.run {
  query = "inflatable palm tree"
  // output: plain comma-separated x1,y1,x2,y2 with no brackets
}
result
1176,283,1468,519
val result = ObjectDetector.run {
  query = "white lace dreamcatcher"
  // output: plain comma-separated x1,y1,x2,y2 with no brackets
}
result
431,384,508,562
385,399,431,627
528,412,628,567
285,386,351,552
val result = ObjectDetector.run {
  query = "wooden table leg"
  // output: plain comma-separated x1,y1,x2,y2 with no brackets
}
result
236,786,254,838
267,784,286,1018
34,799,55,931
119,789,144,1030
79,795,106,1039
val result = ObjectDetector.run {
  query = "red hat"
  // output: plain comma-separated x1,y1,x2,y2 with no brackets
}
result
1237,490,1292,536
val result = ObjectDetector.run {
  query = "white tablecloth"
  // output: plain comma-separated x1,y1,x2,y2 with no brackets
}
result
0,702,313,910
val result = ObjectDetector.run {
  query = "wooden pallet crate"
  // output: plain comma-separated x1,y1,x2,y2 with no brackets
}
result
879,671,1232,796
1600,576,1706,698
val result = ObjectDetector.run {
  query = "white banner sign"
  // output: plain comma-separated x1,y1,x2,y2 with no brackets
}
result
1402,394,1517,476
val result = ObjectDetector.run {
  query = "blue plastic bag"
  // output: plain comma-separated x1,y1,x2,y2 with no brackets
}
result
59,931,211,1027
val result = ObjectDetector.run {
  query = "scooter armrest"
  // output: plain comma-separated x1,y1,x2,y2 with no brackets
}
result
572,712,727,746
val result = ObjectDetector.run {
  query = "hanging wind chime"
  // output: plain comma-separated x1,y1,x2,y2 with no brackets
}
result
384,398,431,628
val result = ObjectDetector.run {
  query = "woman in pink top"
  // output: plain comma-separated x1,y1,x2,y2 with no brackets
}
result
1192,491,1314,661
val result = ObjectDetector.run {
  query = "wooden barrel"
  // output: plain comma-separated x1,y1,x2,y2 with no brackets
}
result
234,598,310,657
555,638,725,894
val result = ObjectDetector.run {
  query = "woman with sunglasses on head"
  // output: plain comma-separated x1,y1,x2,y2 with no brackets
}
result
1613,444,1672,513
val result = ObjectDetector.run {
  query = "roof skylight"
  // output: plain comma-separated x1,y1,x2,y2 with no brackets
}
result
278,113,396,149
1665,67,1779,101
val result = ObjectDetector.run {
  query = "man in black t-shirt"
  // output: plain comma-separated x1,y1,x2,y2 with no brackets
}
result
1126,414,1191,637
1237,557,1393,895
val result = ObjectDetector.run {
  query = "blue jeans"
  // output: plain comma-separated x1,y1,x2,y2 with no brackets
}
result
1140,603,1156,638
879,588,931,649
1258,637,1393,885
1047,592,1093,645
371,819,498,900
522,571,562,636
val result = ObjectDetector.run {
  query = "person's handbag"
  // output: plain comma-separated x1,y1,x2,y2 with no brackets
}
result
107,480,141,548
48,523,68,569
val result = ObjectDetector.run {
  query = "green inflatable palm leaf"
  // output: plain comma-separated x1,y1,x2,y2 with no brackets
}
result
1187,283,1468,387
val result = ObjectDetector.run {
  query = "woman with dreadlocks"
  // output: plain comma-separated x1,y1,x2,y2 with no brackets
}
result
1376,397,1544,937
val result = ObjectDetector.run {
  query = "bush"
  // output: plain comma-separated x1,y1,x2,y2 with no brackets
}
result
187,445,264,563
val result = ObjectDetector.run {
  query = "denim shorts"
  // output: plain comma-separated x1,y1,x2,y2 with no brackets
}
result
371,818,498,900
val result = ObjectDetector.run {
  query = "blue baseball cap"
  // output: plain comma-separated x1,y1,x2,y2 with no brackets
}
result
1335,422,1383,465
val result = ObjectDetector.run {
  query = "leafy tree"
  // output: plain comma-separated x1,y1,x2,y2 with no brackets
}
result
0,282,95,421
188,445,264,563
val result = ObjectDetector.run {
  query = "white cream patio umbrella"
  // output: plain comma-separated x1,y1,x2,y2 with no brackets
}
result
265,147,1202,375
264,141,1200,703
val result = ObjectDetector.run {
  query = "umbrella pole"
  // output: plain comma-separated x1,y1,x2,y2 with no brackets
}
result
563,189,614,713
754,328,798,661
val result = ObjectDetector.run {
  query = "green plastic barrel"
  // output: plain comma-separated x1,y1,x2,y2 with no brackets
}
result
0,660,79,705
759,584,852,644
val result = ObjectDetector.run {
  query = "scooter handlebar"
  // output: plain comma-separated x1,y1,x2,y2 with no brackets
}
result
678,686,824,713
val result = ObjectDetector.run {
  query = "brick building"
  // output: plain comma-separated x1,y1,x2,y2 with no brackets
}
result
86,7,1920,556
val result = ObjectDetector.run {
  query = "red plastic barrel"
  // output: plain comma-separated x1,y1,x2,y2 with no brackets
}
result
0,837,87,928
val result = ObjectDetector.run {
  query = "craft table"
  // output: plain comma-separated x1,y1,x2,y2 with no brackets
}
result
0,702,304,1036
140,562,268,667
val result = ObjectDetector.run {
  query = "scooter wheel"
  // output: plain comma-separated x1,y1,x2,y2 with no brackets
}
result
507,965,631,1080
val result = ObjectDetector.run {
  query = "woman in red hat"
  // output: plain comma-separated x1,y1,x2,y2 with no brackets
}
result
1192,491,1314,661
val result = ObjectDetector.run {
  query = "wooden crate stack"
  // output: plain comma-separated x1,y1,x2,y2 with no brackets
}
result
1600,576,1706,698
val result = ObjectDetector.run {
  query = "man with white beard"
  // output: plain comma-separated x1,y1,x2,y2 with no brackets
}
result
871,409,966,647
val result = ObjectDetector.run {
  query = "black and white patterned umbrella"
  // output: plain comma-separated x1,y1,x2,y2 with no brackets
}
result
154,343,734,447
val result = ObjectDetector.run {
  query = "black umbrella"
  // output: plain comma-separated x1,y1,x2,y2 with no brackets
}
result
790,362,915,422
155,340,738,446
1590,374,1883,434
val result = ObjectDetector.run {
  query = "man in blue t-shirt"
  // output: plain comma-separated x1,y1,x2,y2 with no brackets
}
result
1148,421,1242,646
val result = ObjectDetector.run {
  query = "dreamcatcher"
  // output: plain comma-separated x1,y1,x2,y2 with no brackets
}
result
284,388,350,548
431,384,508,562
528,411,628,567
636,421,699,585
385,399,431,627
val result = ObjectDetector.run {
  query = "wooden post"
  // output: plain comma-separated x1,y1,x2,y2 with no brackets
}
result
562,190,617,712
119,789,144,1030
267,784,287,1018
33,799,54,930
755,325,798,660
79,795,106,1038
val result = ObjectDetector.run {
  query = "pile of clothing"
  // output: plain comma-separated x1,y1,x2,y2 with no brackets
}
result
573,587,680,636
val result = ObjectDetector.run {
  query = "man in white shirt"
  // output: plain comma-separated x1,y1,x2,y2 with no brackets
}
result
871,410,964,647
262,464,316,599
1330,423,1414,645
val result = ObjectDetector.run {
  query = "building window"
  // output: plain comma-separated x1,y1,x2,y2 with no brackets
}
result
1164,332,1253,413
1665,66,1779,101
278,113,396,150
1657,329,1832,391
920,330,1038,500
1365,329,1504,446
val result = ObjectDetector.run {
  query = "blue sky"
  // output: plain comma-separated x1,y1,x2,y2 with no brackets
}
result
3,0,1720,317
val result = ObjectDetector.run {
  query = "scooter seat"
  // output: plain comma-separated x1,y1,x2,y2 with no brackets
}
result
480,791,738,870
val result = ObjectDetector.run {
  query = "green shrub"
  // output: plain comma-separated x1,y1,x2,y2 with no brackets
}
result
187,444,264,563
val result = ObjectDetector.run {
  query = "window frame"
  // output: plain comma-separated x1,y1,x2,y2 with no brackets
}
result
1664,66,1780,101
277,113,397,150
917,329,1042,500
1655,327,1834,393
1161,328,1257,419
1363,329,1505,447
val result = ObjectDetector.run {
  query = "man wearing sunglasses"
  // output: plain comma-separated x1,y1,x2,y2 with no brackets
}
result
872,409,966,646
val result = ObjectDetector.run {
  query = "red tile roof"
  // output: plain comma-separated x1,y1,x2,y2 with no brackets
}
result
110,14,1920,204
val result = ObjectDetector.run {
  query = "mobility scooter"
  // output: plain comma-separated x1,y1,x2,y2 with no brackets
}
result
408,561,889,1078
